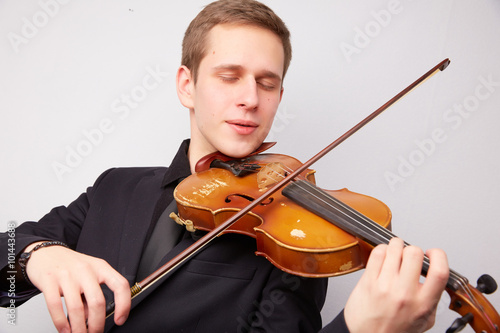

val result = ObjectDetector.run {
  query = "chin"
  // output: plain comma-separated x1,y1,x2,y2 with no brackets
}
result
220,141,260,159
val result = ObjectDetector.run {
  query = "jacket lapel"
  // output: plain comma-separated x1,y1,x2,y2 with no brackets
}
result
114,168,166,282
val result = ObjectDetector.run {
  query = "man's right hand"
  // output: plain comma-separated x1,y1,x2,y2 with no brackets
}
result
24,242,131,333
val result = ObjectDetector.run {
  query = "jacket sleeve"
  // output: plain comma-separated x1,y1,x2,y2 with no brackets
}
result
0,169,115,307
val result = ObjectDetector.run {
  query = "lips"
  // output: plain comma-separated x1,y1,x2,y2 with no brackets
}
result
226,119,258,135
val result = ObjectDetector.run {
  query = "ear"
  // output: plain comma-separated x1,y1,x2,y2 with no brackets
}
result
176,65,195,109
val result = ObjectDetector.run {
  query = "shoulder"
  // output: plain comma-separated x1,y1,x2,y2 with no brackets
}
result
85,166,168,201
93,166,167,187
97,166,167,180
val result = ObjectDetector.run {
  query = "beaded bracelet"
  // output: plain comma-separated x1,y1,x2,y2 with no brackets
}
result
18,241,69,286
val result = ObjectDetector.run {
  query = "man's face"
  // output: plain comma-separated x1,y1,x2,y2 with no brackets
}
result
185,24,285,161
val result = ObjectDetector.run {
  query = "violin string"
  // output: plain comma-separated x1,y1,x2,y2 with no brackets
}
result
263,162,470,292
269,163,396,242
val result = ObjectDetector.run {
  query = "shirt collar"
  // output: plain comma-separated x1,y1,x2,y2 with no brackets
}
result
161,139,192,188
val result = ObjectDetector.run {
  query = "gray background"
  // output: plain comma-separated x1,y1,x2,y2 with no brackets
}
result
1,1,499,332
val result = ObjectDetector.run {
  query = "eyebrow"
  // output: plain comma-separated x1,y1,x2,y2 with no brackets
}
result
212,64,282,82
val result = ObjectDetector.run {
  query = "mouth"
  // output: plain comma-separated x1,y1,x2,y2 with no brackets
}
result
226,120,258,135
227,119,258,127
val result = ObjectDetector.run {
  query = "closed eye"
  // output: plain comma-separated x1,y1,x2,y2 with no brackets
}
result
219,75,239,83
257,81,277,91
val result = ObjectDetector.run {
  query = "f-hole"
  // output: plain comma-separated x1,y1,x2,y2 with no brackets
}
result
225,194,274,206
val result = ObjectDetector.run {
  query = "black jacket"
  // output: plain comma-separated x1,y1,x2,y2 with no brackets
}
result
0,141,349,332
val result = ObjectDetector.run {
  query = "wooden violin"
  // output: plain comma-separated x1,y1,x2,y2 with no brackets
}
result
173,152,391,278
173,149,500,333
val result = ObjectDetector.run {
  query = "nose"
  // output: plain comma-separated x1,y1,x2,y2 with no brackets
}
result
237,77,259,111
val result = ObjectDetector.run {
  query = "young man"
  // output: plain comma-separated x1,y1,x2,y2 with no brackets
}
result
0,1,449,332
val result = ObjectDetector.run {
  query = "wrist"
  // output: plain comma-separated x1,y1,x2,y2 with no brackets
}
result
24,241,46,253
18,241,69,285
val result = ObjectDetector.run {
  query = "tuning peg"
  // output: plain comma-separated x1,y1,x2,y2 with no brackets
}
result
446,312,474,333
477,274,498,295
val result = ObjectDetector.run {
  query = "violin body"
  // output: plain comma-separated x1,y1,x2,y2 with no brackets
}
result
173,153,391,278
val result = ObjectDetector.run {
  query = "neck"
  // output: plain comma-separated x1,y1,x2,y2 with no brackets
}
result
187,147,204,174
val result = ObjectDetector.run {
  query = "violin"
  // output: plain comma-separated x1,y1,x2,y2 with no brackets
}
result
106,59,500,332
173,152,392,278
173,150,500,333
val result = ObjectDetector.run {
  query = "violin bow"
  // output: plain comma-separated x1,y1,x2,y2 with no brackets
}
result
105,58,451,318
